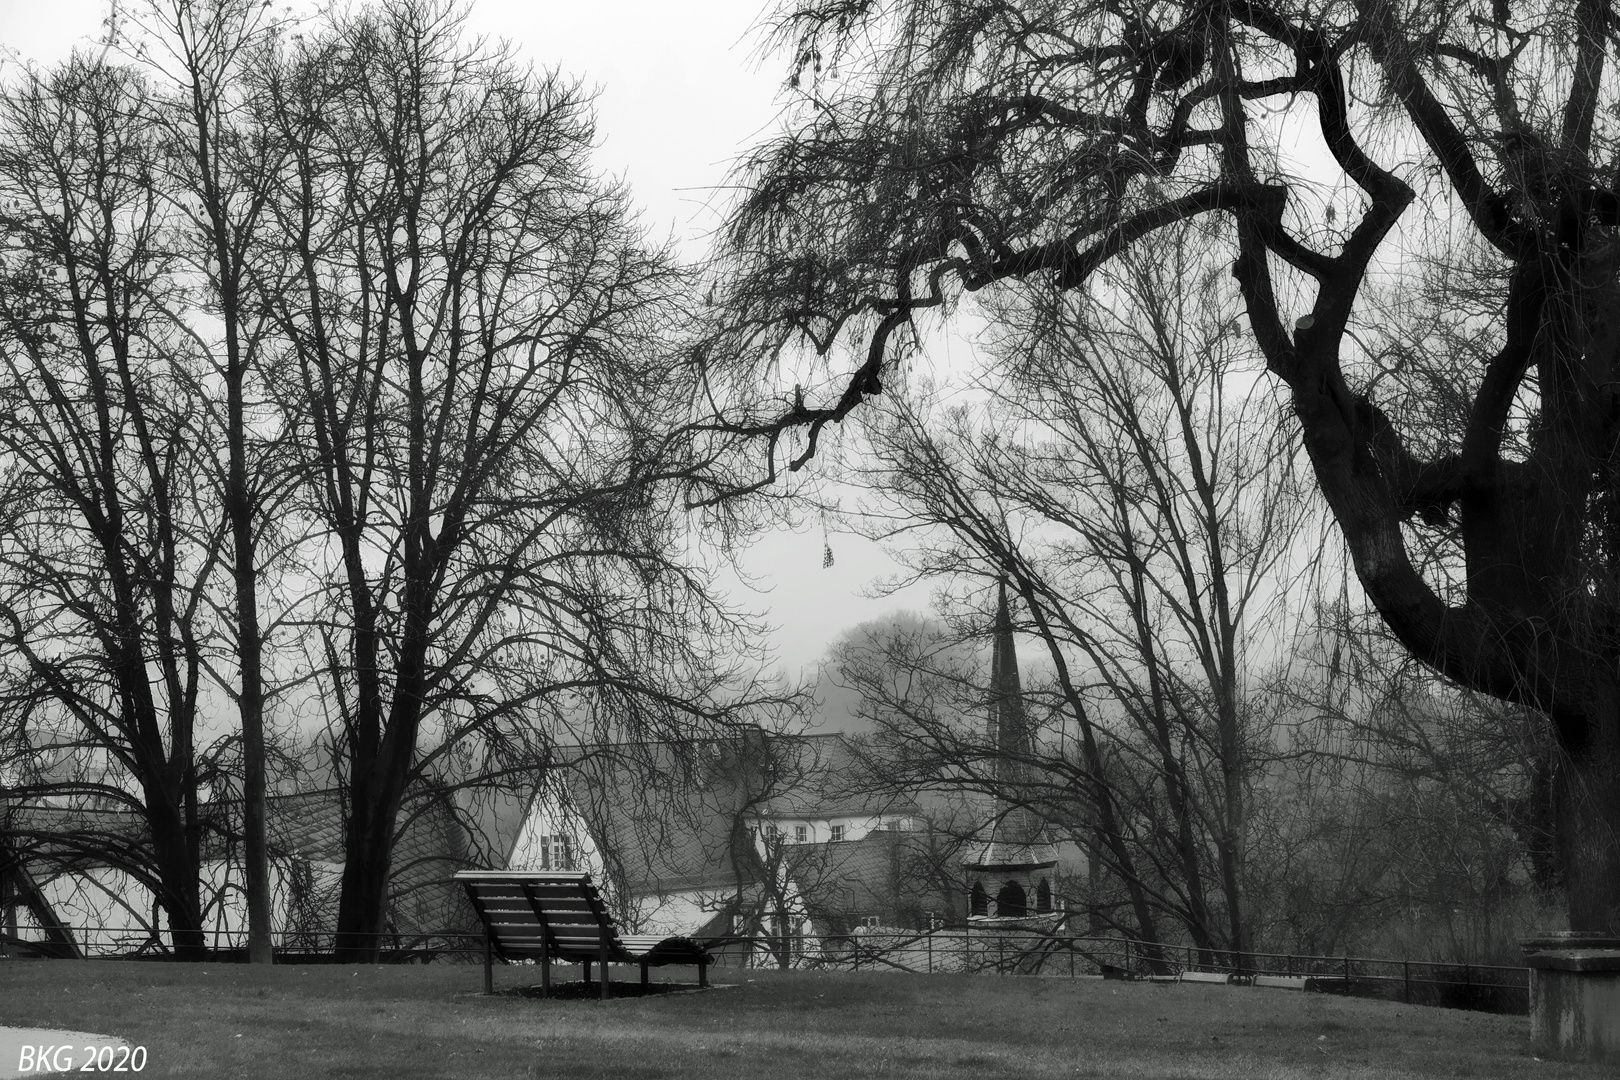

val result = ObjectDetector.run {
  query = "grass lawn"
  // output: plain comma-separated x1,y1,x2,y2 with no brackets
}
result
0,959,1603,1078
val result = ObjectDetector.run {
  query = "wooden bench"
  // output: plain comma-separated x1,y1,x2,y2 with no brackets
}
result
455,870,711,999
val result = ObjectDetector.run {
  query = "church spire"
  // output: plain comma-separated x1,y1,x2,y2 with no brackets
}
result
963,580,1056,897
989,580,1028,778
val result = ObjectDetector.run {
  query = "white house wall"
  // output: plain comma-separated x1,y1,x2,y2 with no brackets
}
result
29,868,155,954
757,814,918,845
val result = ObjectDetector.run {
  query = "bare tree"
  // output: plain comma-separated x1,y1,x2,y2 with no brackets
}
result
0,56,221,959
829,228,1304,959
715,0,1620,931
130,0,285,963
249,0,761,962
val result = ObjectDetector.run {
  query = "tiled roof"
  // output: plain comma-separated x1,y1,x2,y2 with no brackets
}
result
961,838,1059,870
4,804,156,861
561,749,758,896
271,790,347,863
783,828,965,923
753,735,920,819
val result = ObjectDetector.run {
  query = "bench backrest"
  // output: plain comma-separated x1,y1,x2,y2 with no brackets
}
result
456,870,617,962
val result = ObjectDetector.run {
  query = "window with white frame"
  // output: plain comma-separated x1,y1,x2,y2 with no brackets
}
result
829,824,845,842
794,825,807,843
538,835,573,871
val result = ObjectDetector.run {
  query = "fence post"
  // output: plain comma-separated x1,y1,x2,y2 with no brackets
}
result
1403,959,1410,1004
1344,954,1350,983
998,935,1005,975
927,930,932,974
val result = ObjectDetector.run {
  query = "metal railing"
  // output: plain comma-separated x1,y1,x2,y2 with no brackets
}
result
2,923,1531,1014
705,929,1530,1015
1,925,486,963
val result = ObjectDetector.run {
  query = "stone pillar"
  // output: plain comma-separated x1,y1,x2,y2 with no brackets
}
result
1523,933,1620,1061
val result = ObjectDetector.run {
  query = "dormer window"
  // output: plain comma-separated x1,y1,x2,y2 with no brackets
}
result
539,835,573,871
794,825,807,843
829,824,845,842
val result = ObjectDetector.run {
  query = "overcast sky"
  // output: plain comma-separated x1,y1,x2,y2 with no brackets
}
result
0,0,935,683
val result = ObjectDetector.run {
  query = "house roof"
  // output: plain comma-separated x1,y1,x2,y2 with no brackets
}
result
559,747,752,897
782,827,964,920
751,735,921,820
3,783,529,937
550,732,921,900
2,804,160,869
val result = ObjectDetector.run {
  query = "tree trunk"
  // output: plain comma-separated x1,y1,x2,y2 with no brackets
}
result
1215,688,1249,964
171,0,277,967
334,687,419,965
146,799,207,961
226,364,274,966
333,783,401,963
1086,824,1105,936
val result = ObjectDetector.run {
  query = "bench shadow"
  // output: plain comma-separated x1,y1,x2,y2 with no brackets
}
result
494,980,712,1000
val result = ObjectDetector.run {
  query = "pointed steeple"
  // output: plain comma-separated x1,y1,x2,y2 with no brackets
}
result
964,580,1056,883
989,581,1028,779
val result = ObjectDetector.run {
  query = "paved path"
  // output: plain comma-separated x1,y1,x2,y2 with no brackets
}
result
0,1029,127,1078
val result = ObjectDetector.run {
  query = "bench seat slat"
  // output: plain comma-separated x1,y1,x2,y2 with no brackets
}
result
472,890,603,904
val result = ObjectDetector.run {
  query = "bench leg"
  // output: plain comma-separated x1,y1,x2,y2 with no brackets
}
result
641,961,649,989
584,959,592,988
600,937,611,1000
541,952,550,998
483,925,493,995
699,959,708,989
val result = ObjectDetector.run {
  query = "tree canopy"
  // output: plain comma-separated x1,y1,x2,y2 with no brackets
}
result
715,0,1620,930
0,0,775,961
